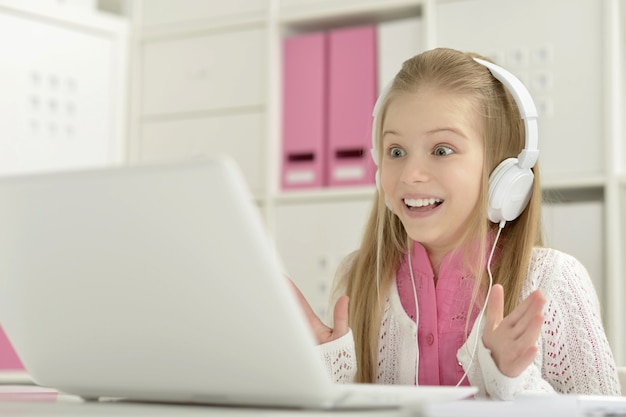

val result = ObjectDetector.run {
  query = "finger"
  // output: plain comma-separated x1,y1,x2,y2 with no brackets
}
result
507,292,546,340
332,296,350,338
512,311,544,349
512,345,540,376
482,284,504,350
513,293,545,334
502,345,539,378
500,312,543,375
505,290,545,326
485,284,504,331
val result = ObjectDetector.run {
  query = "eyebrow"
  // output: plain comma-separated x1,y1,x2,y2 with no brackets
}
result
382,127,469,139
381,129,400,137
426,127,468,137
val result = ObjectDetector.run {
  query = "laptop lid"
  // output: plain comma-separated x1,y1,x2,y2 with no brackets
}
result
0,157,342,408
0,157,478,409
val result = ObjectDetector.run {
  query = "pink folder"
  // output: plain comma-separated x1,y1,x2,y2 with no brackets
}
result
281,31,328,189
0,325,23,370
327,25,377,187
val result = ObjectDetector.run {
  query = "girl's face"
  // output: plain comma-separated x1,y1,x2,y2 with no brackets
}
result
380,88,485,260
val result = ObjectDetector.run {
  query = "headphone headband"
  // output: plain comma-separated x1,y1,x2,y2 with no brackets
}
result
370,80,392,166
472,57,539,169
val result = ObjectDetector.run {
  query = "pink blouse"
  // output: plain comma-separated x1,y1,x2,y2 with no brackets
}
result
396,242,481,386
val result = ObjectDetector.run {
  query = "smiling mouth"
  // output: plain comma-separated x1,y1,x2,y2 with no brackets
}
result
403,197,443,210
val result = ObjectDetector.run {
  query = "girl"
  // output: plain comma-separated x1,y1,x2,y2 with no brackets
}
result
292,48,621,399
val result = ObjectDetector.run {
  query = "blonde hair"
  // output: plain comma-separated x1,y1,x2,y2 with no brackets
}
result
341,48,543,382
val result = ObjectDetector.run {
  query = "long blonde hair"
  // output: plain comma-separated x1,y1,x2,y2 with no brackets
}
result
341,48,543,383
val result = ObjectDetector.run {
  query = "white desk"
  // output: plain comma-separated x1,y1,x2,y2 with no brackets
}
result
0,401,410,417
1,385,625,417
0,386,412,417
0,394,411,417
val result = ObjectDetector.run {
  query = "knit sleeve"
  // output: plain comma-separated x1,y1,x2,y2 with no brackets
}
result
458,248,622,398
534,249,621,395
316,252,358,383
457,317,555,399
316,329,357,383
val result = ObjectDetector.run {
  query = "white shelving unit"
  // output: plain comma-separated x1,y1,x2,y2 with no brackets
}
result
126,0,625,364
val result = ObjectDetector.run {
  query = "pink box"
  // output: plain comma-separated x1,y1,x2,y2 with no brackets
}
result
327,25,377,187
281,32,328,189
0,324,24,370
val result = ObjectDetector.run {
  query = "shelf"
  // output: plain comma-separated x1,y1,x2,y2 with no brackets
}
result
542,187,604,204
541,175,606,191
0,0,126,37
138,13,267,41
272,175,608,205
140,16,266,42
140,105,265,123
273,185,376,204
279,0,422,33
274,181,608,205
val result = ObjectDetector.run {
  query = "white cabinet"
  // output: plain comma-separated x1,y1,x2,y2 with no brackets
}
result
0,0,127,175
141,28,266,117
274,199,371,319
0,0,127,375
130,1,269,195
542,197,605,306
137,25,267,194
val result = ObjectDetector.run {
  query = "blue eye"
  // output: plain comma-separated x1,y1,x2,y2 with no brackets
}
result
433,145,453,157
389,147,406,158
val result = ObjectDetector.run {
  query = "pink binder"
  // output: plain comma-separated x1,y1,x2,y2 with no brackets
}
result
281,31,328,189
0,324,23,370
327,25,377,187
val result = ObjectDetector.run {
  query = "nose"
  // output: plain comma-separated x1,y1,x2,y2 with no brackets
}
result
400,154,430,184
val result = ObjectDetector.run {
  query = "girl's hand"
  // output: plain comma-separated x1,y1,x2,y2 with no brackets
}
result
482,284,546,377
287,279,350,345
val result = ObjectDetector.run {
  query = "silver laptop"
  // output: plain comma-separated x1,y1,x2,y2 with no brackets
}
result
0,157,476,409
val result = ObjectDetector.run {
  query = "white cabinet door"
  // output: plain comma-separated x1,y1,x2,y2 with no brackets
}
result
139,113,266,194
274,199,372,319
0,10,125,175
542,199,605,306
141,28,266,116
436,0,604,183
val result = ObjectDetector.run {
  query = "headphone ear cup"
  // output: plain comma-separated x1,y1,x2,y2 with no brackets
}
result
488,158,534,223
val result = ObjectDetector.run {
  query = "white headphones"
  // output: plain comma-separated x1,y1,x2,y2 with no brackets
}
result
370,57,539,225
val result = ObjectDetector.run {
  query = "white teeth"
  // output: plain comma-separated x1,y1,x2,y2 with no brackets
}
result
404,197,442,208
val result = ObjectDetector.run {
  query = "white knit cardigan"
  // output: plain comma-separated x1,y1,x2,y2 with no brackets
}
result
317,247,622,399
